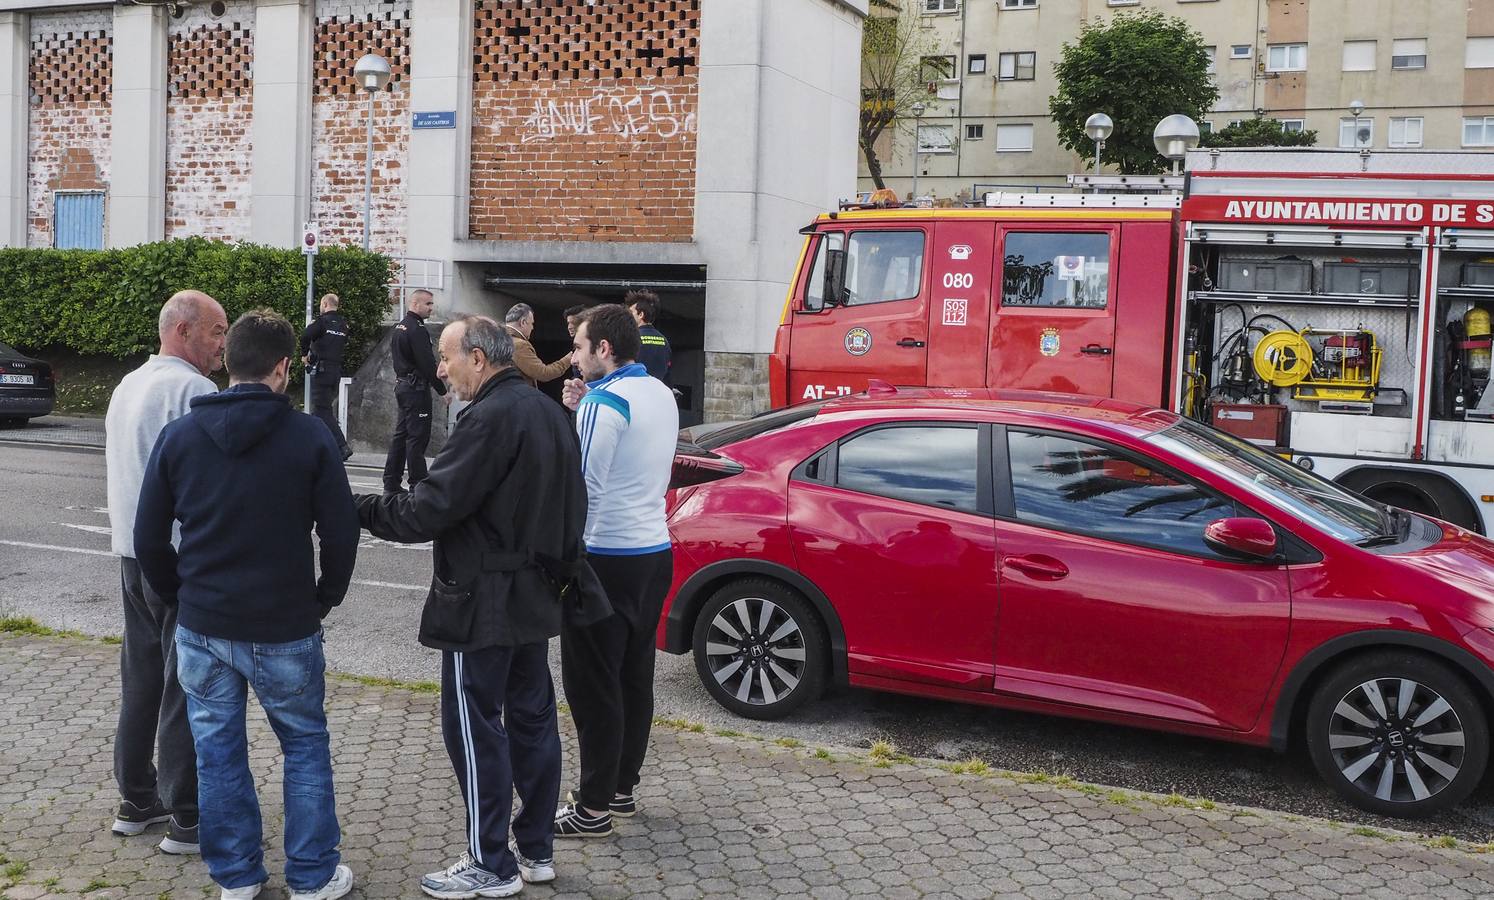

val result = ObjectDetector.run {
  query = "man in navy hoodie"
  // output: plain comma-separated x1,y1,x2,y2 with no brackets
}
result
135,309,359,900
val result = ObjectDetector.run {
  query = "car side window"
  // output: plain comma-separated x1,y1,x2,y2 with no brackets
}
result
802,233,844,311
1000,231,1110,308
837,425,979,513
845,230,924,306
1006,430,1238,557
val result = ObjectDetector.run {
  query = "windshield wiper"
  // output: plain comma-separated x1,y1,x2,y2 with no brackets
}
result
1356,506,1406,547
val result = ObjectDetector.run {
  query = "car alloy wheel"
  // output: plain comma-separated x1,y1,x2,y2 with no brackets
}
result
692,578,826,720
1307,652,1488,817
1326,677,1465,804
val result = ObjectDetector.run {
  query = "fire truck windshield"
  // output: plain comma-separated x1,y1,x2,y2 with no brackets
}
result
1147,418,1384,544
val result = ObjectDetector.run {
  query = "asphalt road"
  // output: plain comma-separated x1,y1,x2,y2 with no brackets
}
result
4,437,1494,843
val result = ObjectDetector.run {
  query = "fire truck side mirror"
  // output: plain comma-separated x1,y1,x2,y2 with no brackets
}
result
823,248,848,308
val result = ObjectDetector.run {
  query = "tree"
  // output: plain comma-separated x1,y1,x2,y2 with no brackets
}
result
1049,11,1218,175
860,0,950,190
1201,116,1318,149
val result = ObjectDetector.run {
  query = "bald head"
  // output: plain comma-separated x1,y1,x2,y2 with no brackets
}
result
158,290,228,376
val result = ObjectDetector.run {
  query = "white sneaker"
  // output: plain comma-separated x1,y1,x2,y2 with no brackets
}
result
509,840,555,884
220,883,264,900
290,864,353,900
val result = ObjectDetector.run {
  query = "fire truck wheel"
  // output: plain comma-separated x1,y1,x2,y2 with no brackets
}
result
1306,651,1488,818
1339,471,1481,534
692,578,827,720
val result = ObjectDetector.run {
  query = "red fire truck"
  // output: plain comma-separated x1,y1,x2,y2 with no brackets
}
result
769,149,1494,533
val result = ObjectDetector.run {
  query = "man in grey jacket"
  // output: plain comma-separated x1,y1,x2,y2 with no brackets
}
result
104,290,227,854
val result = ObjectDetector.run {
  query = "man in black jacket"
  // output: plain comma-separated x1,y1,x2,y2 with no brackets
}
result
135,309,359,900
300,292,353,461
384,289,447,494
356,314,587,899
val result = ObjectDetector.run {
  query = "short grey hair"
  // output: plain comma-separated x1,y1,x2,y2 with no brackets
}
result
158,290,208,338
450,314,513,367
503,302,533,325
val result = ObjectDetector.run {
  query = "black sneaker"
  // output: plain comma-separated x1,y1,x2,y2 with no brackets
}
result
111,799,170,836
566,789,636,818
553,801,612,838
158,816,200,855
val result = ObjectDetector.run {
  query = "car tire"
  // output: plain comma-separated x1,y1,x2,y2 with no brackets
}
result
1306,651,1488,817
691,578,827,720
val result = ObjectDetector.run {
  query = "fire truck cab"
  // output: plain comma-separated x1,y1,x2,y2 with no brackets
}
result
771,150,1494,533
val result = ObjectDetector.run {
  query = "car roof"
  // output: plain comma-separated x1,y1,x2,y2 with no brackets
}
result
813,388,1178,440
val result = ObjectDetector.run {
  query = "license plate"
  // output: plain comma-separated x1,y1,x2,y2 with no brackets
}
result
0,374,33,385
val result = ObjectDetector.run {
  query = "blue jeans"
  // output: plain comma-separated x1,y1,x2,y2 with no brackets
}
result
175,626,340,892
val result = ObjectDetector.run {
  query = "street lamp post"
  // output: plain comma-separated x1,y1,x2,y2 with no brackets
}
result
910,100,927,206
353,53,392,252
1083,113,1113,192
1349,98,1366,148
1153,114,1202,176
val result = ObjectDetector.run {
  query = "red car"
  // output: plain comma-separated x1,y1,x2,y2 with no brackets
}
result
659,387,1494,817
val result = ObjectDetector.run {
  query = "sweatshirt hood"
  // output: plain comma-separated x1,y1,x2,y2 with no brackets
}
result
188,383,291,456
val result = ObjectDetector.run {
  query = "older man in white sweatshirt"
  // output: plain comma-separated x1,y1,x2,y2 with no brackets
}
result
104,290,226,855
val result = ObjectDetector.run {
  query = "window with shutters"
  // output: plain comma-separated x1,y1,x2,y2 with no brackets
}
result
995,123,1033,153
52,192,105,250
1392,38,1426,69
1342,40,1376,72
1467,37,1494,69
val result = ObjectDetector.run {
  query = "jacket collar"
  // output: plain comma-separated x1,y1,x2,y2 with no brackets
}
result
458,367,523,420
586,362,648,390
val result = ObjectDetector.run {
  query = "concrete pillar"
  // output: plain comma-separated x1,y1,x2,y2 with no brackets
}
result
249,0,314,247
0,13,26,248
406,0,473,300
108,3,168,247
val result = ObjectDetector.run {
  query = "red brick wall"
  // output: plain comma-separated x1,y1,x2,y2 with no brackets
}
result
469,0,700,243
166,9,254,241
27,18,112,248
312,8,411,256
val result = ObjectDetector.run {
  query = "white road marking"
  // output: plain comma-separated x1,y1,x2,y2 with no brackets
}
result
59,523,112,536
64,506,110,515
0,540,426,591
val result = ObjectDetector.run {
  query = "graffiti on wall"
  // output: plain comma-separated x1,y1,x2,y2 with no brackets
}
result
510,86,696,144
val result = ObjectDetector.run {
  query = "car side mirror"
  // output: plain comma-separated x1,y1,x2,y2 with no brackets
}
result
823,248,848,308
1203,517,1279,561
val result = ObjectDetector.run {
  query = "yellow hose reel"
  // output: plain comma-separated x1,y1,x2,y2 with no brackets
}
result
1253,330,1314,387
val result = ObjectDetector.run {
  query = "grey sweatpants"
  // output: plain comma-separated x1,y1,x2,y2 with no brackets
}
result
115,556,198,823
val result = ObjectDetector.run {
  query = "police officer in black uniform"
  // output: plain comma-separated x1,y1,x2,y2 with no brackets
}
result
383,289,447,494
300,293,353,461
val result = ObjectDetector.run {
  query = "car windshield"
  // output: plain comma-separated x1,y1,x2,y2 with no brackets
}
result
682,400,828,452
1145,417,1385,543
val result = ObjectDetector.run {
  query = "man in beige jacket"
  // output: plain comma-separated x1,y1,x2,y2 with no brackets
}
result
502,303,573,388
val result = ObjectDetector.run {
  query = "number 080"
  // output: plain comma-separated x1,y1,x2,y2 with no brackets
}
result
942,272,974,289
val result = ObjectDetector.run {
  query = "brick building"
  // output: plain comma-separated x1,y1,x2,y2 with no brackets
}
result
0,0,867,426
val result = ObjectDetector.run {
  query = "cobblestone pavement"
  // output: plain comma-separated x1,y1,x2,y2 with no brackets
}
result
4,635,1494,899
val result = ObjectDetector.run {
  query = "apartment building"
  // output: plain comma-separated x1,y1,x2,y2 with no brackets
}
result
864,0,1494,200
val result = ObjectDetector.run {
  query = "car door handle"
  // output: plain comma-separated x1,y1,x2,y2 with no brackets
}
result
1080,344,1113,356
897,338,925,348
1003,555,1069,580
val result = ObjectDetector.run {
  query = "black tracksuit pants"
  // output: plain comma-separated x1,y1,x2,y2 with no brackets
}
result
309,371,348,454
441,642,560,879
560,549,674,812
383,381,432,492
116,557,198,823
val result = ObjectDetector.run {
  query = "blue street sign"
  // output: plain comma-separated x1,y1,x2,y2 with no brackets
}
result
412,111,456,130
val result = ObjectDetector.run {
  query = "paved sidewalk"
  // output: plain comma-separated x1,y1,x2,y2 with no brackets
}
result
3,635,1493,899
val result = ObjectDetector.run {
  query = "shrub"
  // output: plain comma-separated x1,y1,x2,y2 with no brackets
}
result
0,238,393,376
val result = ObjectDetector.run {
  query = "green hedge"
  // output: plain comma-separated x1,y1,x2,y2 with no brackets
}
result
0,238,394,376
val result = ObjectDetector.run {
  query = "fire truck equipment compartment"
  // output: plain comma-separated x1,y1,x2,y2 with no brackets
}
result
1218,257,1313,294
1211,403,1290,447
1322,262,1416,297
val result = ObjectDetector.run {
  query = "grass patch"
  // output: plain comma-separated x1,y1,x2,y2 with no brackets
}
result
775,737,802,748
4,861,29,879
866,739,910,765
653,716,705,732
1011,771,1052,785
333,672,439,694
1104,790,1137,808
813,748,833,761
713,729,743,738
1351,826,1395,841
101,635,123,645
44,876,60,887
1428,835,1458,850
945,757,991,776
0,616,91,641
83,877,109,892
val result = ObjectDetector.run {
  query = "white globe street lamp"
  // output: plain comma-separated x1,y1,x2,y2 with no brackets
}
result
1084,113,1113,176
353,53,392,252
1153,114,1201,175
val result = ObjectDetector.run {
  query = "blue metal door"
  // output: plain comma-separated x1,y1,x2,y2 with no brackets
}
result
54,192,104,249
